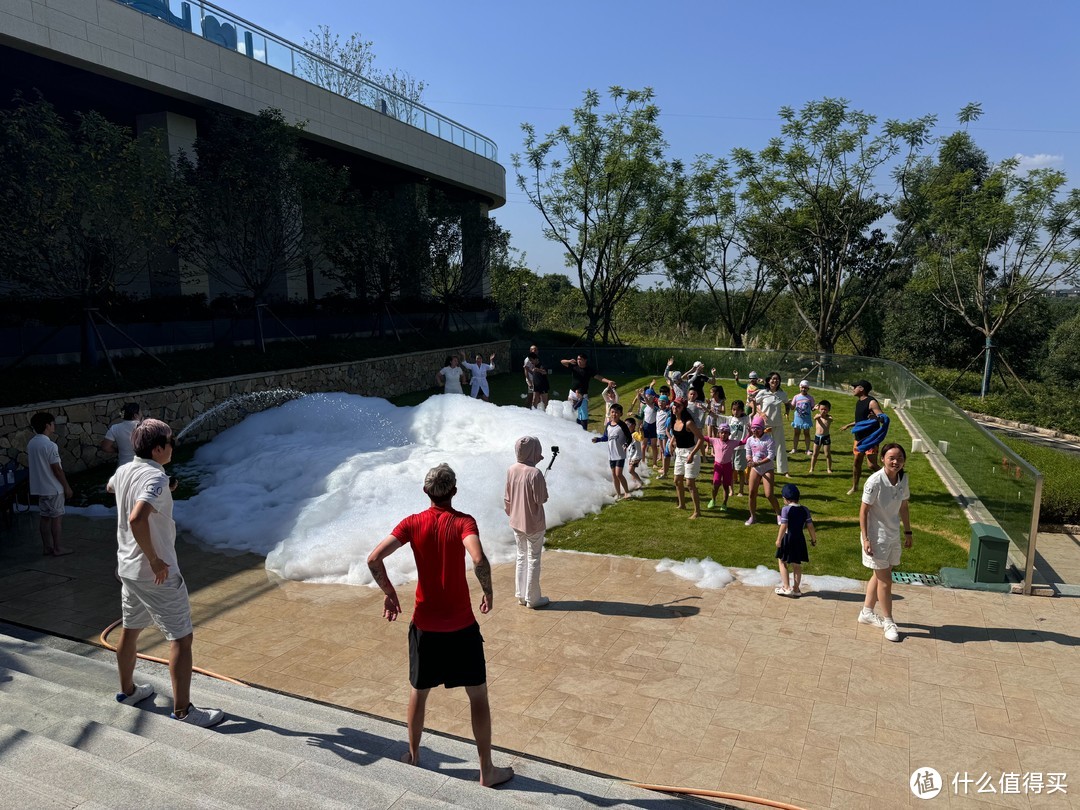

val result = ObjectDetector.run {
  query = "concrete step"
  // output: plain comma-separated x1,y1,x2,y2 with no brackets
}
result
0,722,235,810
0,627,704,809
0,769,87,810
0,643,539,810
0,672,420,810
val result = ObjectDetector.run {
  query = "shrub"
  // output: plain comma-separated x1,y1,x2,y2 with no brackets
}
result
1000,437,1080,526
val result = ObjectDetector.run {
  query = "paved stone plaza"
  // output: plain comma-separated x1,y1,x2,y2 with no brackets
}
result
2,516,1078,809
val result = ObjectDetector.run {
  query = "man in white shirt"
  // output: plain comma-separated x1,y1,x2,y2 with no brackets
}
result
101,402,141,466
107,418,223,727
27,412,73,556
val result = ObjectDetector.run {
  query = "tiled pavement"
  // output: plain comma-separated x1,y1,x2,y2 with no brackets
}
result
2,514,1079,809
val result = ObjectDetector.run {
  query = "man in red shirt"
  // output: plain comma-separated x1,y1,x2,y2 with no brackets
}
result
367,463,513,788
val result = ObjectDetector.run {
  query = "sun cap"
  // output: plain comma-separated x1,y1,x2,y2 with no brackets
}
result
672,371,683,381
719,423,731,433
644,387,657,397
781,483,800,500
693,361,704,368
748,371,759,379
799,379,810,388
751,416,766,430
658,395,670,403
672,396,687,407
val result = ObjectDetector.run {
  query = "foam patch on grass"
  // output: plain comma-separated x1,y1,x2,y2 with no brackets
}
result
657,558,862,592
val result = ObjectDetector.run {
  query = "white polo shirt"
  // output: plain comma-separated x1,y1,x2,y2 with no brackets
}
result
109,457,178,581
104,419,139,466
28,433,62,495
862,468,910,545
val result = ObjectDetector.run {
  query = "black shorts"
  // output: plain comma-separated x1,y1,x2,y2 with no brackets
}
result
408,621,486,690
608,458,625,469
643,422,657,440
814,434,831,447
533,377,549,394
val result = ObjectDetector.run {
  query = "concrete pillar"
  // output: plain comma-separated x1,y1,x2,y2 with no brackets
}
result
460,201,490,298
133,112,205,298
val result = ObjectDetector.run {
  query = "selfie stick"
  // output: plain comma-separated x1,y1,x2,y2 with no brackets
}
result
544,445,560,477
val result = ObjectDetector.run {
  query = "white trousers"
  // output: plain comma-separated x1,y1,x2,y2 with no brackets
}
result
513,529,546,605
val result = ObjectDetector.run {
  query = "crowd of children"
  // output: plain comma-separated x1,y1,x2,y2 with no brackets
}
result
567,361,909,643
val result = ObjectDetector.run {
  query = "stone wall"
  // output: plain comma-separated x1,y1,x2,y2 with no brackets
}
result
0,341,508,473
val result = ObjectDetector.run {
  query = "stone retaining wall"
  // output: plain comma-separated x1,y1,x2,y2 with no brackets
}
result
0,341,508,474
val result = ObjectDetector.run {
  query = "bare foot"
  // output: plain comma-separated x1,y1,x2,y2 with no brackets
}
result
689,512,700,520
51,548,74,556
675,504,686,510
401,750,420,766
620,493,632,500
480,764,514,787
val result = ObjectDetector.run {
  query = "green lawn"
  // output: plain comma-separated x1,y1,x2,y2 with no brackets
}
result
537,373,968,580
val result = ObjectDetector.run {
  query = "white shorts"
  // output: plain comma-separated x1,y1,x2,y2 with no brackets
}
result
862,537,902,570
37,493,65,518
121,573,194,641
674,448,701,479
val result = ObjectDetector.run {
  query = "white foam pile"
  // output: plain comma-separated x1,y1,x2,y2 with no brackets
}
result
170,393,618,586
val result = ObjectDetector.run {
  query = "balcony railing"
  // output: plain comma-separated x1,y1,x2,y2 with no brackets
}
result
113,0,499,161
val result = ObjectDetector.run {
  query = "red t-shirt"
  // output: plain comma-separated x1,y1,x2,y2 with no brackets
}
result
392,506,478,632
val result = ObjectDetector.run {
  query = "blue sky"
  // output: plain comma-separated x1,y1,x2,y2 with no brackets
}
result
217,0,1080,279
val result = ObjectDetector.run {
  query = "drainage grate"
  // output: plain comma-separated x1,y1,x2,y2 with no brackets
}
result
892,571,942,586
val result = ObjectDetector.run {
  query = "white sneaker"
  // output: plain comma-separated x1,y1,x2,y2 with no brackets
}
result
527,596,550,609
858,608,884,628
115,683,154,705
171,704,225,728
882,619,900,642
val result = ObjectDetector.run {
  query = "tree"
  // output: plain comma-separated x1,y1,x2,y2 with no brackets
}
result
371,68,427,125
679,155,784,348
301,25,426,121
1047,310,1080,385
176,109,338,350
421,189,501,332
733,98,936,354
900,107,1080,396
514,87,687,345
0,95,176,363
320,185,417,335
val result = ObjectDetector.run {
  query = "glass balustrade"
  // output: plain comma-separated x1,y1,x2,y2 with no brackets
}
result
112,0,499,161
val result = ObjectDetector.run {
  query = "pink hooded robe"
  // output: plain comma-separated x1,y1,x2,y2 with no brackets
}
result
504,436,548,534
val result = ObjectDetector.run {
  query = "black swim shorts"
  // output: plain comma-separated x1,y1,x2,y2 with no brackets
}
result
408,621,486,690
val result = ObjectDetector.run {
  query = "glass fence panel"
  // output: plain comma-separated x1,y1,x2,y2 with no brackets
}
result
544,345,1041,587
111,0,498,161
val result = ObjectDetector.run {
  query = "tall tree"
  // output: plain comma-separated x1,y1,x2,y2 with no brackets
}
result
514,87,687,345
176,109,338,350
733,98,936,354
679,155,783,348
899,106,1080,396
300,25,375,101
0,95,175,363
301,25,426,119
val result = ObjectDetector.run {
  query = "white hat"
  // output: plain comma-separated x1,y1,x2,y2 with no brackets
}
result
693,360,704,368
748,371,759,379
799,379,809,387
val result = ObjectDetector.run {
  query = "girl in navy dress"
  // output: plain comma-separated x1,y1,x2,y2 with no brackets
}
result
775,483,817,597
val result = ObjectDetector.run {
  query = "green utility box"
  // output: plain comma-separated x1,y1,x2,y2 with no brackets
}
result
968,523,1009,583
